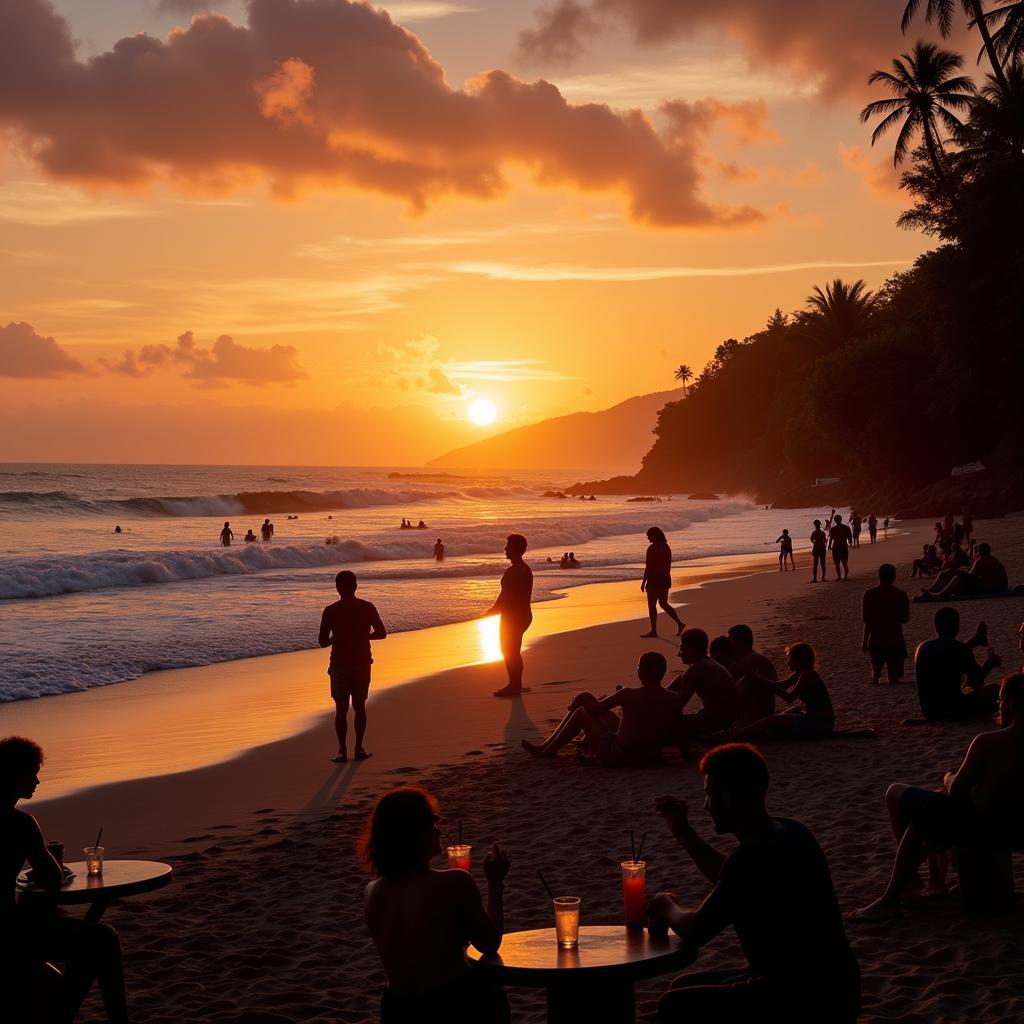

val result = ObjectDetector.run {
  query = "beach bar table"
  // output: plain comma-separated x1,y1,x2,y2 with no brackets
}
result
467,925,689,1024
18,860,173,923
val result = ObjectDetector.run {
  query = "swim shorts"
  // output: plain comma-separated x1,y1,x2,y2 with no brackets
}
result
329,665,372,701
868,639,907,678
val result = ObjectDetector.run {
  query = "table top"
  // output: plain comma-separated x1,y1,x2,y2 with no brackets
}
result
17,860,173,905
467,926,689,986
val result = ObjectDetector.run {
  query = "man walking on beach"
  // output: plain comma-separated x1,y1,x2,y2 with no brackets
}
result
648,744,860,1022
862,563,910,685
828,514,853,580
318,570,387,762
485,534,533,698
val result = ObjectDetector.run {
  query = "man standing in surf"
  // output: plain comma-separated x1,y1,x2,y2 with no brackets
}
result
318,570,387,762
485,534,533,698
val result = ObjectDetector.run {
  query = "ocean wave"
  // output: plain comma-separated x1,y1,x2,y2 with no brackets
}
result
0,484,536,518
0,501,752,600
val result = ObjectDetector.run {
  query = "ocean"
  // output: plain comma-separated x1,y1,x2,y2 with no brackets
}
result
0,463,824,703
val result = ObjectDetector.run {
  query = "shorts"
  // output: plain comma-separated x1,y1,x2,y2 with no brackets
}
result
647,574,672,594
868,639,907,678
329,664,371,701
789,714,835,738
832,547,849,561
898,787,995,851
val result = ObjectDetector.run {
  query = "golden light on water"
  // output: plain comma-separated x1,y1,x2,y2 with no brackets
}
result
477,615,503,662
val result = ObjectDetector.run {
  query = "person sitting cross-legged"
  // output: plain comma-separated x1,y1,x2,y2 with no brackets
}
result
648,744,860,1023
668,629,741,745
522,652,682,766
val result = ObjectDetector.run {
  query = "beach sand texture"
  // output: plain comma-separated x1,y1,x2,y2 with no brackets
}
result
36,520,1024,1023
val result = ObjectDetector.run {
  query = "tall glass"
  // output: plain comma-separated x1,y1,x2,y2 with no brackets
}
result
446,845,471,871
553,896,581,947
621,860,646,928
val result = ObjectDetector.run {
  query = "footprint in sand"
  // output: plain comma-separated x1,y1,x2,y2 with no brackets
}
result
253,807,275,814
181,834,214,843
464,750,483,756
389,766,418,774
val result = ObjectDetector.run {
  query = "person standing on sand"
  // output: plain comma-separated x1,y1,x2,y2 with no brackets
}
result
862,563,910,685
641,527,685,638
261,518,274,542
318,570,387,762
433,539,445,562
867,514,878,543
828,515,852,580
809,520,828,582
484,534,533,698
647,744,860,1022
774,530,795,572
0,736,131,1024
219,521,233,546
850,512,862,548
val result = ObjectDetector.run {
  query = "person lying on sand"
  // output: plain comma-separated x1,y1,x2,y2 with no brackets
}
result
914,607,1001,721
724,643,835,740
522,652,682,765
850,673,1024,920
362,787,510,1023
917,543,1008,600
0,736,131,1024
668,629,740,745
647,744,860,1023
727,624,778,725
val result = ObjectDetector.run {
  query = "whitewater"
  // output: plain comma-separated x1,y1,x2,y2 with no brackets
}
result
0,463,818,703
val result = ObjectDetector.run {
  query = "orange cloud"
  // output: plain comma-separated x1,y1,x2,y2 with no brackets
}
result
518,0,966,97
0,0,763,228
0,321,86,378
838,144,902,200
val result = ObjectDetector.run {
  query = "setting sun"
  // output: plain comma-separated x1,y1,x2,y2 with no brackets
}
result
468,398,497,426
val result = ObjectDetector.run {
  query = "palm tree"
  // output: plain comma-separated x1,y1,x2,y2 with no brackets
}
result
860,43,976,200
982,0,1024,68
802,279,876,348
902,0,1009,89
674,364,693,396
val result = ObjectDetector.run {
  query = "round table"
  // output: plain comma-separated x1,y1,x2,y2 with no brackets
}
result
18,860,173,923
467,925,690,1024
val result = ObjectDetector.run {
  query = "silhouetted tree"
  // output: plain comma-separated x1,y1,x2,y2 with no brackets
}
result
902,0,1009,88
983,0,1024,68
861,42,975,203
801,279,877,349
673,364,693,395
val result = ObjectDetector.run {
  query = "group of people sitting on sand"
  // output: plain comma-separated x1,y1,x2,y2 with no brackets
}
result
521,623,839,767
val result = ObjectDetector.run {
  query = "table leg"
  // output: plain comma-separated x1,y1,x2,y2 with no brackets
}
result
84,897,114,925
546,978,635,1024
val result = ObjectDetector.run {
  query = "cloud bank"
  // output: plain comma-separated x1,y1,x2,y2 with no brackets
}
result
0,321,87,378
0,0,768,227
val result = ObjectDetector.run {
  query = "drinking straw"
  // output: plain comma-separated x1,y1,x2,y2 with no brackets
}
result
93,827,103,851
537,870,555,900
630,830,636,862
636,832,647,862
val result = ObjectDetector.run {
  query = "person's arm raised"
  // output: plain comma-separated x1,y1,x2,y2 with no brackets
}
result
655,796,726,884
462,844,509,955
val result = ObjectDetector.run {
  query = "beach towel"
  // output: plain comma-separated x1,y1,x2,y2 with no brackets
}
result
913,584,1024,604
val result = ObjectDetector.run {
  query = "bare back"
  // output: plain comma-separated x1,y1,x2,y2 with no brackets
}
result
616,686,683,753
965,730,1024,830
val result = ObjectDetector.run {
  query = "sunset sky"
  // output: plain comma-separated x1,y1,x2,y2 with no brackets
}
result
0,0,956,465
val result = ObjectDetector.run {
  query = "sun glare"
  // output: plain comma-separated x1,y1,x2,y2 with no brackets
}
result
468,398,497,426
477,615,503,663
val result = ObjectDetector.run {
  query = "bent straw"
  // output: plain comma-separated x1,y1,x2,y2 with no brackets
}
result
636,832,647,862
630,830,636,862
537,870,555,900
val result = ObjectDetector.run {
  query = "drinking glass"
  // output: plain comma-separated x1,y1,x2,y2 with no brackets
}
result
446,845,471,871
621,860,646,928
84,846,104,877
553,896,581,947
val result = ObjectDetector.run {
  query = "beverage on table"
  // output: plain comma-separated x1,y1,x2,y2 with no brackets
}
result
446,844,471,870
84,845,105,877
553,896,581,947
621,860,646,928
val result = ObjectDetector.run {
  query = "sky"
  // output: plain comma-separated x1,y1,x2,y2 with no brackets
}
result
0,0,959,465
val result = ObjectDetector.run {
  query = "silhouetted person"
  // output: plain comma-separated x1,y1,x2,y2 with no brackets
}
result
641,527,685,638
962,508,974,544
485,534,532,698
433,539,445,562
669,629,740,744
0,736,130,1024
920,542,1008,600
113,525,121,534
867,513,878,543
728,624,778,724
219,521,233,547
362,787,510,1023
915,607,1001,721
828,515,852,580
318,570,386,762
883,516,890,534
911,544,940,578
417,520,426,529
261,518,274,542
850,511,862,548
775,530,795,571
708,635,734,668
809,520,828,582
244,529,257,543
851,673,1024,920
862,563,910,685
648,744,860,1022
522,653,683,765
